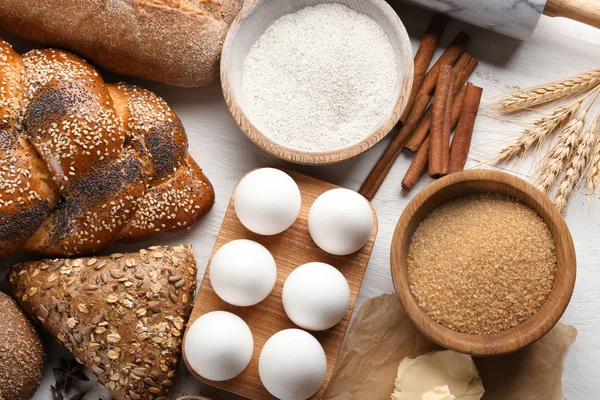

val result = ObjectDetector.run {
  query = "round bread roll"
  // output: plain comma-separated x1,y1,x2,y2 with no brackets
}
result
0,292,45,400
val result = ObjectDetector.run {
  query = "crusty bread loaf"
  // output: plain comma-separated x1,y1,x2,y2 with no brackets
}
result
0,0,243,87
0,39,215,257
9,245,197,400
0,292,45,400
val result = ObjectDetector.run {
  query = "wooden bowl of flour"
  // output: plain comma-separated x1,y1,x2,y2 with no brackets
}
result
221,0,413,165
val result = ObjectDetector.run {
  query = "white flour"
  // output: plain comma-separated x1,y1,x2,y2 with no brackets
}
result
242,3,398,152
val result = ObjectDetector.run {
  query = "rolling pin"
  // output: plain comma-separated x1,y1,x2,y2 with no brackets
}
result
399,0,600,39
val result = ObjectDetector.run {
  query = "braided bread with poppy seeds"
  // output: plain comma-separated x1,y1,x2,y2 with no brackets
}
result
0,38,215,257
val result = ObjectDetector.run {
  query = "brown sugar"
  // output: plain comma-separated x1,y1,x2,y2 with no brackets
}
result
407,193,557,335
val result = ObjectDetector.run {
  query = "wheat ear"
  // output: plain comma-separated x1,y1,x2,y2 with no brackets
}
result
497,68,600,113
554,111,600,212
494,98,584,165
535,88,600,194
587,121,600,198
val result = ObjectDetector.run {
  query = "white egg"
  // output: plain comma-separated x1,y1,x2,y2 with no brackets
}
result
308,188,374,256
234,168,301,235
184,311,253,381
259,329,327,400
282,262,350,331
210,239,277,306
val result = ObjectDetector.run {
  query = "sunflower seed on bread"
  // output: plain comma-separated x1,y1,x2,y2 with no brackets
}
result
9,244,197,400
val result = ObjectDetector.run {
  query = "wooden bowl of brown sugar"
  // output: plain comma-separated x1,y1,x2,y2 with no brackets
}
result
391,169,576,356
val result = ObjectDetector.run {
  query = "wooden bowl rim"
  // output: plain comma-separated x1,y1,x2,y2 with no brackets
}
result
220,0,414,165
390,169,576,356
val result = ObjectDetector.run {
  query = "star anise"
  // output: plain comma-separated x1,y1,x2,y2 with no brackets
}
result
68,392,87,400
51,386,63,400
50,385,87,400
53,358,90,393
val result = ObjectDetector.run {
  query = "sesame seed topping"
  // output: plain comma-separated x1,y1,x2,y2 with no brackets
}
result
0,38,213,257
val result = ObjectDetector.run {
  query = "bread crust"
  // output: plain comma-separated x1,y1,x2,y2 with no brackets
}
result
0,292,45,400
0,0,243,87
0,37,60,257
118,153,215,241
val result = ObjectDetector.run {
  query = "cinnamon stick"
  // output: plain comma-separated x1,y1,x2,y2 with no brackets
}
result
402,88,467,191
400,14,448,123
448,83,483,173
402,136,430,191
441,75,453,165
397,93,432,149
418,31,471,96
358,92,431,200
428,65,453,178
400,73,424,123
415,14,448,75
405,53,478,152
450,52,478,92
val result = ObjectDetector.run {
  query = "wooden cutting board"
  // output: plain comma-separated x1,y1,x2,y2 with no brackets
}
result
182,169,378,399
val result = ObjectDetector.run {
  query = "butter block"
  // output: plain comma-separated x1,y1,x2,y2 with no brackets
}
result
421,385,454,400
390,350,484,400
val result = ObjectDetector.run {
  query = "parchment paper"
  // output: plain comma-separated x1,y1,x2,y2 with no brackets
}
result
323,294,577,400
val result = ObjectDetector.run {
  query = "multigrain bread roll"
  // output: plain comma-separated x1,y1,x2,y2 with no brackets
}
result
9,245,198,400
0,292,45,400
0,0,243,87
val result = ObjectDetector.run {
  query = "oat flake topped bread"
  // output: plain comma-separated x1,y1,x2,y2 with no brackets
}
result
9,245,198,400
0,0,243,87
0,38,214,258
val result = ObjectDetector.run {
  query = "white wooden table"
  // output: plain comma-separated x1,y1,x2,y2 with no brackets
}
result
2,2,600,399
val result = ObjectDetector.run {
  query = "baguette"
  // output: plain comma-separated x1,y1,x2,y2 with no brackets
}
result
0,0,243,87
